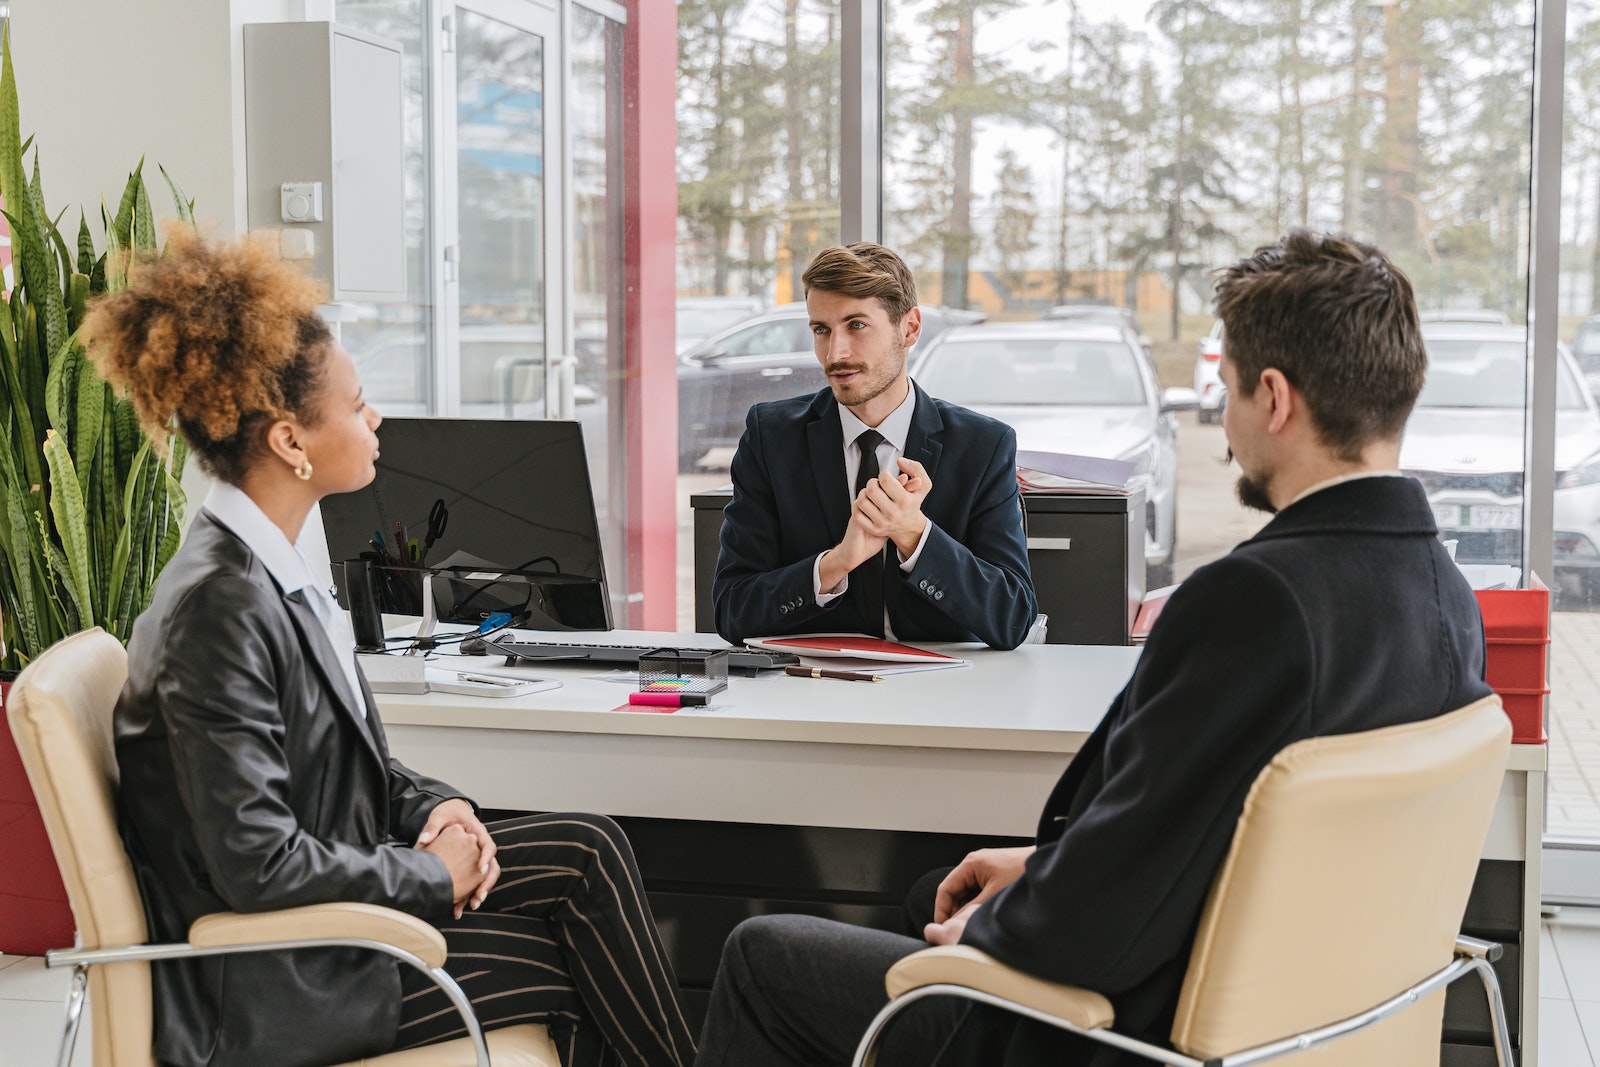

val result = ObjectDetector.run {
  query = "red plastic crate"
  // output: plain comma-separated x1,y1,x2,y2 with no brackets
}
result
1484,637,1550,693
1495,687,1548,745
1472,574,1549,744
1475,573,1550,640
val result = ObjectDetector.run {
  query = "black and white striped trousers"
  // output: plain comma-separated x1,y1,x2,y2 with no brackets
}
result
393,812,697,1067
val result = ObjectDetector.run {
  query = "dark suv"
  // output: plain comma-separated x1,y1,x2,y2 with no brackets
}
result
677,304,986,470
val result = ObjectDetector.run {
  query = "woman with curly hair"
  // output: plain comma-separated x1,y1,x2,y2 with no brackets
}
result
84,230,696,1067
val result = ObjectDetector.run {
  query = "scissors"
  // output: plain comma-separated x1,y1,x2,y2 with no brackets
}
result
417,499,449,566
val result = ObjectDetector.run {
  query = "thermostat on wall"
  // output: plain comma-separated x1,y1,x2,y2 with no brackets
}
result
280,182,324,223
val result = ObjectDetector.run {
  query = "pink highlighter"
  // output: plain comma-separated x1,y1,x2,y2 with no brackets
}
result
627,691,709,709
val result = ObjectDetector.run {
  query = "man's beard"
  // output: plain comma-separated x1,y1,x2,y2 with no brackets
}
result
1225,448,1278,514
1234,472,1278,514
831,342,907,408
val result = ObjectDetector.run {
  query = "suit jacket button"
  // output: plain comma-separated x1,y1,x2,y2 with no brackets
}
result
780,605,789,614
935,591,944,600
918,580,928,590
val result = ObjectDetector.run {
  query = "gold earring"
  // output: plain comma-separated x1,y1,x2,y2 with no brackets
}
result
294,460,314,481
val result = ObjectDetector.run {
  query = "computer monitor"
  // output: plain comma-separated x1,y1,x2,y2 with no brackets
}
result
321,417,612,630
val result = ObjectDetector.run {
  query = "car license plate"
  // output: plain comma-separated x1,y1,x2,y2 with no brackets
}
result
1464,505,1519,529
1432,504,1462,527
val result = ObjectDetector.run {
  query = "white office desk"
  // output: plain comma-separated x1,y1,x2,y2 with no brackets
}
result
378,632,1141,837
375,629,1545,1065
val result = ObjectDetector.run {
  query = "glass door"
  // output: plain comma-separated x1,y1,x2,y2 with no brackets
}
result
442,0,563,419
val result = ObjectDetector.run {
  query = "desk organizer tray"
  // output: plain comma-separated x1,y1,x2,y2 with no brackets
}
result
638,648,729,697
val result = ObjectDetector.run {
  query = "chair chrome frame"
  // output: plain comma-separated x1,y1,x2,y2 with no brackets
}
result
45,935,492,1067
850,936,1513,1067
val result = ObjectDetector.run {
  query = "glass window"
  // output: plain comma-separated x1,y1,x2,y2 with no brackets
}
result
1417,337,1587,410
1547,0,1600,848
915,337,1147,406
334,0,433,415
880,0,1534,599
718,320,809,358
675,2,844,626
570,4,628,614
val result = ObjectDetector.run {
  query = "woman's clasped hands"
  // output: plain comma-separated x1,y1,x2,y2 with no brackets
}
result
414,798,501,918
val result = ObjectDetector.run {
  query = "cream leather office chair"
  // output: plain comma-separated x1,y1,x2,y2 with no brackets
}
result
853,695,1515,1067
5,628,559,1067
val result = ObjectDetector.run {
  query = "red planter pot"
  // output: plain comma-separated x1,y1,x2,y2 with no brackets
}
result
0,672,77,955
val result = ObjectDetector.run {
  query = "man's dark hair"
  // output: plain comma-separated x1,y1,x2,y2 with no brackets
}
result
1213,229,1427,461
801,242,918,322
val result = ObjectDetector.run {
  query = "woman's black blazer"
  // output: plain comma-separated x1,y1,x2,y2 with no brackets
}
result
116,512,470,1067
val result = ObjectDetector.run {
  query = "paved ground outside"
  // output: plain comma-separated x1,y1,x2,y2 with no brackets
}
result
675,412,1598,838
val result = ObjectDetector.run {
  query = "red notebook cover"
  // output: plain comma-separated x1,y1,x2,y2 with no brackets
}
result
746,635,957,662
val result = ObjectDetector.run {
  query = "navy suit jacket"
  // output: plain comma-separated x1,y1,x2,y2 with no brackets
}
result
712,384,1038,650
950,475,1493,1067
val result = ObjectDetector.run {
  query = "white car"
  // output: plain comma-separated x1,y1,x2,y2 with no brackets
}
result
910,321,1197,587
1194,320,1225,423
1400,323,1600,604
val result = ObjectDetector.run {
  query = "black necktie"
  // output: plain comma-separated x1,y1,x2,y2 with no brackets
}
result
854,429,886,637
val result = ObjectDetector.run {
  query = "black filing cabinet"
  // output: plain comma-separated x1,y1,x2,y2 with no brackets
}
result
690,487,1145,644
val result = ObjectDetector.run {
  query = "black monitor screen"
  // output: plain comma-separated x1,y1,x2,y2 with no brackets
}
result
321,418,609,629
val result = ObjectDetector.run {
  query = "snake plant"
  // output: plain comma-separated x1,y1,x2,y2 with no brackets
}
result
0,27,191,668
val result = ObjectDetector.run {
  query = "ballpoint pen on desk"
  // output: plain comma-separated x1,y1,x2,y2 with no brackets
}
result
784,666,883,683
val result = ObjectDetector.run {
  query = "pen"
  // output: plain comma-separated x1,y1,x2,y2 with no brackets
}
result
785,666,883,683
456,672,527,687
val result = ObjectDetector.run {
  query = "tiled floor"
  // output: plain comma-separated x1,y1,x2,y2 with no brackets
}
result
2,912,1600,1064
1552,612,1600,837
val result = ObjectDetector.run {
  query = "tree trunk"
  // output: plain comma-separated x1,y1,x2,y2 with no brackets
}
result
784,0,806,296
1169,33,1188,343
1589,152,1600,308
1377,0,1421,254
942,15,976,309
1054,2,1078,305
1342,2,1367,234
710,15,732,294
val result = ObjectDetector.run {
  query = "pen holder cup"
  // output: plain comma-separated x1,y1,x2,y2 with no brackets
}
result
638,648,729,697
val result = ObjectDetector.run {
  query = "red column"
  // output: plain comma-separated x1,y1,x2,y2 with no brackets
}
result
623,0,678,630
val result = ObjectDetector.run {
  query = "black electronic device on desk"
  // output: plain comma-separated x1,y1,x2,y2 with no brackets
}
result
322,418,612,632
484,637,798,674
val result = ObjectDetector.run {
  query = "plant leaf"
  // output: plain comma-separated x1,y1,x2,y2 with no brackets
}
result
75,212,94,276
106,439,149,635
158,164,195,227
42,428,94,625
111,160,141,250
66,271,88,333
42,536,83,633
73,345,104,501
132,167,156,254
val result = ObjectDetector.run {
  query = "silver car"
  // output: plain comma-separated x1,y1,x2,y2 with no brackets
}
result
1400,323,1600,603
910,321,1196,586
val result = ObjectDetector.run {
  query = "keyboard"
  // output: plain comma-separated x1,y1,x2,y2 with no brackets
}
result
484,638,799,672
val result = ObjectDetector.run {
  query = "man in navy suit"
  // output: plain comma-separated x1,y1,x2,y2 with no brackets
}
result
695,231,1493,1066
712,242,1038,650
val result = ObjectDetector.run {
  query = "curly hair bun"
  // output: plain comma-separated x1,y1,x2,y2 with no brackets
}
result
81,227,329,449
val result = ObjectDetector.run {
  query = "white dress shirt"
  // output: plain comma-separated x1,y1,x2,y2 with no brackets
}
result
813,381,934,638
203,481,366,717
1288,469,1405,507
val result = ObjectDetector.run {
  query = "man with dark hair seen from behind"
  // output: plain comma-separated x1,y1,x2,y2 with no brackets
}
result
712,242,1038,650
693,230,1494,1067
